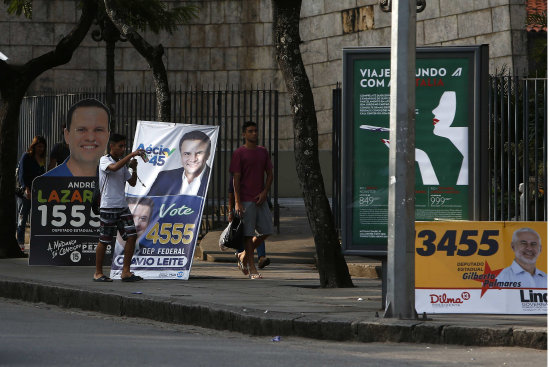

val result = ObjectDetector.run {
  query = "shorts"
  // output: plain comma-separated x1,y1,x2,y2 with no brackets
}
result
99,207,137,245
241,201,273,237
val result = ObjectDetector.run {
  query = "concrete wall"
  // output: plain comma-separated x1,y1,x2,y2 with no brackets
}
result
1,0,529,196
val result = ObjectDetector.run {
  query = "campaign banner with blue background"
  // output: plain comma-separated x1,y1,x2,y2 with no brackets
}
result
29,177,109,265
109,121,219,280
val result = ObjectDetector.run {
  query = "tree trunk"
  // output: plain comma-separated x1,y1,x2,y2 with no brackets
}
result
272,0,353,287
0,91,26,258
104,0,171,122
0,0,97,258
104,19,118,123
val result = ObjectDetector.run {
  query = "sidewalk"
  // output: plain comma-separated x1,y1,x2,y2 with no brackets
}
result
1,199,546,349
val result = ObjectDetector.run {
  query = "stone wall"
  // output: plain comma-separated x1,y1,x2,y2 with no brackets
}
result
0,0,529,195
1,0,528,147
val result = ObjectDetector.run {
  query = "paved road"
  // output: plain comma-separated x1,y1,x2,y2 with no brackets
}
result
0,298,546,367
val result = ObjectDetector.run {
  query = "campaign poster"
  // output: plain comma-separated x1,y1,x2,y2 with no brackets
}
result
415,221,547,314
341,46,489,255
109,121,219,280
29,177,108,265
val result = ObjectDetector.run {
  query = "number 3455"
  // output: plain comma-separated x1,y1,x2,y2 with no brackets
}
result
416,229,499,257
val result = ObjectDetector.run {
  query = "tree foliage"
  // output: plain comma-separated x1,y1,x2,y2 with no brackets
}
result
2,0,32,18
526,11,547,77
3,0,198,32
527,11,547,30
98,0,197,34
102,0,197,121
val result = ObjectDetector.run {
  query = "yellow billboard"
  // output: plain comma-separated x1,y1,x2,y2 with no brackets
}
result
415,221,547,314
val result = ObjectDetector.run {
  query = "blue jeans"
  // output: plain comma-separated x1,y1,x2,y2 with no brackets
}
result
237,241,266,260
16,196,31,245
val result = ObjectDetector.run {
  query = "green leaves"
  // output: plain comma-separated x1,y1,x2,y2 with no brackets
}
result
100,0,199,34
3,0,33,18
526,11,547,29
2,1,198,33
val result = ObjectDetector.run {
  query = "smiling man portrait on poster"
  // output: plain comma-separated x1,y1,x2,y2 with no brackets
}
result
496,227,547,288
147,130,211,197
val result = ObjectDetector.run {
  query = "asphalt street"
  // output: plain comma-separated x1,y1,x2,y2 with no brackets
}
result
1,298,546,367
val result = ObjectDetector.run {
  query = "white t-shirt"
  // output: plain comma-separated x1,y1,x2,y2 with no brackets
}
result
99,155,131,209
180,168,205,196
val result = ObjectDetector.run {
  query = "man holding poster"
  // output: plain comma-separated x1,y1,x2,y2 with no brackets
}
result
496,228,547,288
94,133,145,282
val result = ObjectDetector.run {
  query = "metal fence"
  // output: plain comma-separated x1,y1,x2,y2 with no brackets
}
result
488,76,547,221
332,75,547,226
18,88,280,235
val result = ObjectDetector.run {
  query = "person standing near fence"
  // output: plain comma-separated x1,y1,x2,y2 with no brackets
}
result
47,124,70,171
230,121,273,279
16,135,47,251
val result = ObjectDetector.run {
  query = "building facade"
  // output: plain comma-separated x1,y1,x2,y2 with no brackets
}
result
1,0,535,195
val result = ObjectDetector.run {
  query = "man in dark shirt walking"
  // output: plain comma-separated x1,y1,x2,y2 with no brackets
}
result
230,121,273,279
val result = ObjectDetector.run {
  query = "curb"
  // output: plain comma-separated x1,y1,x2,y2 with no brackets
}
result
346,263,381,279
0,279,545,349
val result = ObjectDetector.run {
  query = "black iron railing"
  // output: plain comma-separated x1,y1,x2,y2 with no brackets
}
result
488,76,547,221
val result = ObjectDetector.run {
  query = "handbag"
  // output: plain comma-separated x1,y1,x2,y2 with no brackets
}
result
218,214,244,251
218,224,232,251
14,160,25,198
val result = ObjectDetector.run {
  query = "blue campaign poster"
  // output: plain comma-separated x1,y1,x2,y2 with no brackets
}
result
109,121,219,280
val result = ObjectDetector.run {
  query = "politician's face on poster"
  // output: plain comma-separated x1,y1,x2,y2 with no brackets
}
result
178,131,212,181
64,106,110,175
502,224,546,272
125,122,218,197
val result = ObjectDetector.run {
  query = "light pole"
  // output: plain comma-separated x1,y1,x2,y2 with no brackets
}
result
379,0,426,319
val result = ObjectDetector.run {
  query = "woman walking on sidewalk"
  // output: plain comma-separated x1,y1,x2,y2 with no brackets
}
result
16,135,47,251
